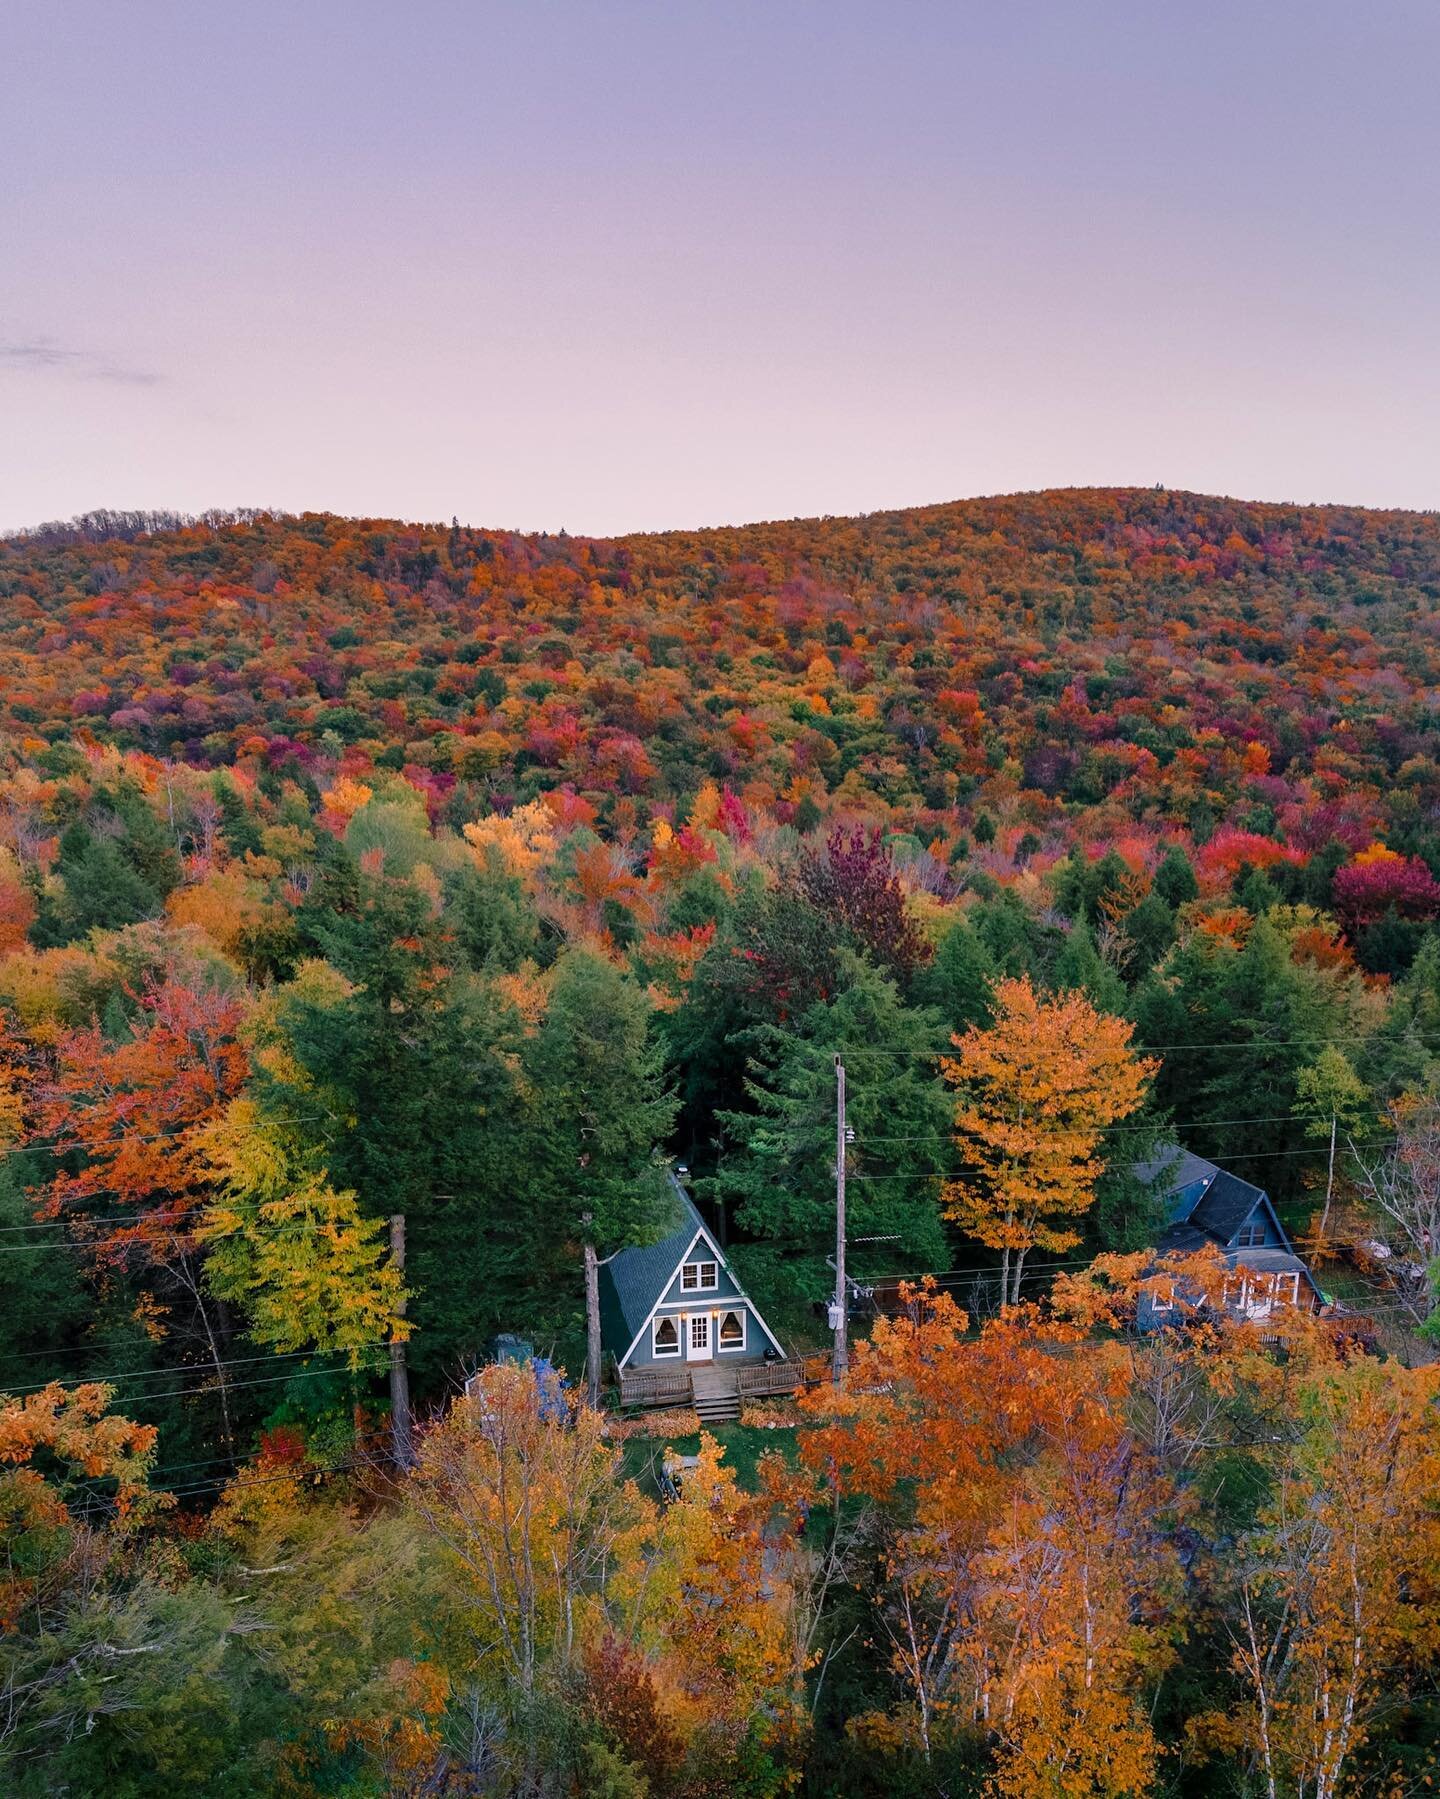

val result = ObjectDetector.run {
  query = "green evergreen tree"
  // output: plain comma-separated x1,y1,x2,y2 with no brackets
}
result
914,917,996,1030
264,874,539,1383
33,825,159,945
1135,916,1361,1202
109,778,182,900
445,850,540,972
972,890,1053,979
1052,920,1127,1015
1236,866,1280,916
1123,891,1175,976
0,1156,90,1385
211,773,263,858
524,945,679,1259
1153,846,1199,909
708,956,951,1311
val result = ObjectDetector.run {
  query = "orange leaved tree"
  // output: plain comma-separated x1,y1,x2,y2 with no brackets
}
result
0,1381,161,1626
1206,1353,1440,1799
798,1284,1179,1788
35,976,250,1450
941,977,1157,1303
36,976,250,1252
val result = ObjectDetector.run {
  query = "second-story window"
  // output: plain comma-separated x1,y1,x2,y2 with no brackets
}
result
682,1260,718,1291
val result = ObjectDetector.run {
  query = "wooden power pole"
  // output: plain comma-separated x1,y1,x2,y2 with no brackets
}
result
583,1212,603,1410
832,1056,848,1385
389,1213,415,1470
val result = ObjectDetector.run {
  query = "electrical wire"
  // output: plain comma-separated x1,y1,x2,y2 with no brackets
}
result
844,1134,1407,1179
1,1341,393,1399
832,1028,1440,1057
7,1112,332,1160
66,1450,372,1520
98,1358,388,1410
845,1109,1427,1147
0,1213,379,1254
0,1109,1367,1243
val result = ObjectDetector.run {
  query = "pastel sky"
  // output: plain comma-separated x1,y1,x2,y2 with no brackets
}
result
3,1,1438,535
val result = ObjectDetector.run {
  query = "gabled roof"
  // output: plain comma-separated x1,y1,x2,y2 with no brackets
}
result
1140,1142,1323,1301
598,1173,703,1355
597,1170,787,1370
1133,1142,1218,1197
1132,1143,1220,1225
1137,1145,1273,1245
1190,1168,1270,1244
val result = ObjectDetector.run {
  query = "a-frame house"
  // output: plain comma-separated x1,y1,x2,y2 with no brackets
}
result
599,1173,786,1385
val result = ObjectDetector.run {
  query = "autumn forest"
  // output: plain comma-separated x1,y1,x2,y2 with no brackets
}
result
5,487,1440,1796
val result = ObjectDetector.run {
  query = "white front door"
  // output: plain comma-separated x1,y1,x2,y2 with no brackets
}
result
687,1311,713,1362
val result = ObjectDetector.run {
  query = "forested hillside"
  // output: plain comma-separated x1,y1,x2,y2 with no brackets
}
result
5,489,1440,1795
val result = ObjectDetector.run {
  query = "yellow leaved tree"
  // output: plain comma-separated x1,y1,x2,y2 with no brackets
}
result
941,976,1157,1303
198,1097,407,1365
461,799,557,879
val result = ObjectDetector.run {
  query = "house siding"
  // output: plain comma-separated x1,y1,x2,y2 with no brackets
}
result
1229,1204,1278,1249
1140,1145,1324,1323
656,1256,745,1309
625,1296,766,1369
601,1174,787,1375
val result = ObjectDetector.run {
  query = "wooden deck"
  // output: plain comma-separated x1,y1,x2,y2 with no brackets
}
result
617,1355,823,1411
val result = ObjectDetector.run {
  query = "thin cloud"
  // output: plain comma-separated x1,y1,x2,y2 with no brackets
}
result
0,340,164,387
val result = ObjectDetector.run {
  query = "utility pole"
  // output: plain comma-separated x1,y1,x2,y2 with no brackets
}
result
389,1213,415,1470
583,1211,603,1410
832,1056,848,1385
1319,1110,1338,1242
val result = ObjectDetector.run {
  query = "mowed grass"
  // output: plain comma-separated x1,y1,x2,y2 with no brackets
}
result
619,1420,801,1497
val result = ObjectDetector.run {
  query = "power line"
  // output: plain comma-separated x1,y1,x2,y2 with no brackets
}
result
7,1111,331,1160
848,1256,1092,1283
0,1174,392,1235
0,1207,389,1254
67,1449,372,1519
846,1109,1411,1147
0,1183,383,1237
100,1357,388,1410
0,1107,1399,1247
0,1341,393,1399
835,1028,1440,1058
845,1134,1407,1180
0,1126,1406,1249
152,1453,369,1507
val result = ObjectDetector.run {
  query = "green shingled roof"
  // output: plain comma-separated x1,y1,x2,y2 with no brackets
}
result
597,1173,707,1360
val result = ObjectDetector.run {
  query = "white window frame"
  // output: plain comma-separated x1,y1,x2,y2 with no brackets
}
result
651,1315,682,1358
1236,1220,1265,1249
682,1260,718,1293
717,1307,747,1353
1150,1284,1175,1315
689,1313,710,1353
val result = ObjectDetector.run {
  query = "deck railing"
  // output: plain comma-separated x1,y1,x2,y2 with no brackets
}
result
618,1355,829,1410
735,1357,820,1397
618,1367,694,1409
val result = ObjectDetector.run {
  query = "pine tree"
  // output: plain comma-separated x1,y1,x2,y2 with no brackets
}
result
710,956,951,1307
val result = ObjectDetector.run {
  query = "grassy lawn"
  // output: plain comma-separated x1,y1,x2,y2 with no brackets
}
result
620,1420,800,1497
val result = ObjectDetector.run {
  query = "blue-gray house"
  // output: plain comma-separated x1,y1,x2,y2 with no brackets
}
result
1137,1144,1323,1319
599,1175,786,1378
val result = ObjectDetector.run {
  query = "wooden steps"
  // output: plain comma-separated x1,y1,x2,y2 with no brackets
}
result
690,1366,741,1425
